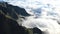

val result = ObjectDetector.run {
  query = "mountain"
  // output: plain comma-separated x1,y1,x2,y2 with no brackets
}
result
0,2,30,20
0,2,42,34
0,12,29,34
0,2,30,34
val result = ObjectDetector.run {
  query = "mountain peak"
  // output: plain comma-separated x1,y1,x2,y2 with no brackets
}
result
0,2,30,20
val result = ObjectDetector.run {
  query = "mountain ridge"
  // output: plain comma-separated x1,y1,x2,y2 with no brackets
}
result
0,2,42,34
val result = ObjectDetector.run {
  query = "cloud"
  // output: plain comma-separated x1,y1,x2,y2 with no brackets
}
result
3,0,60,34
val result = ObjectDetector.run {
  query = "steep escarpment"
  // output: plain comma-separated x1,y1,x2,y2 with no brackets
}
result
0,2,42,34
0,2,30,34
0,2,30,20
0,12,29,34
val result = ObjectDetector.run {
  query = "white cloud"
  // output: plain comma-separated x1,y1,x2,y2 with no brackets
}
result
3,0,60,34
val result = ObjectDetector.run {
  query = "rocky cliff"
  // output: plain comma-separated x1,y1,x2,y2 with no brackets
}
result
0,2,30,34
0,2,42,34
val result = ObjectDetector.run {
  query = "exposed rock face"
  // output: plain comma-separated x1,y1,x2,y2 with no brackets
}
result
33,27,42,34
0,2,42,34
0,2,30,20
0,13,28,34
0,2,29,34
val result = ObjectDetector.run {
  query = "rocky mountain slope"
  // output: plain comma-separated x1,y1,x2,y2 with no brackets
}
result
0,2,30,34
0,2,42,34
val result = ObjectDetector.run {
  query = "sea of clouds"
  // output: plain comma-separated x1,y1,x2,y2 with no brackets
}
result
3,0,60,34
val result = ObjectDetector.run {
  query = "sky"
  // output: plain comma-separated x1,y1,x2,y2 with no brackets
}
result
0,0,3,2
3,0,60,34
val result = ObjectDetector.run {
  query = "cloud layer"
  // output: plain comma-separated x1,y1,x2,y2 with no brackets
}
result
3,0,60,34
